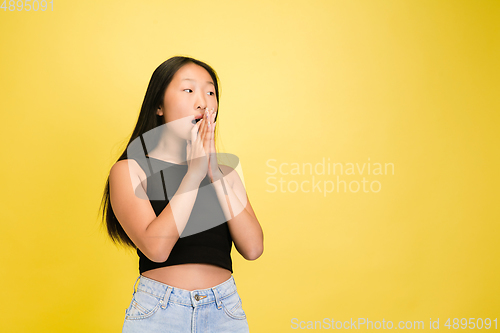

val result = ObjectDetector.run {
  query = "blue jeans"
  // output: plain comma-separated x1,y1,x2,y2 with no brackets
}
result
122,274,250,332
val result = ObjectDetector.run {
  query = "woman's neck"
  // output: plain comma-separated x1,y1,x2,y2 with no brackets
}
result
148,130,188,164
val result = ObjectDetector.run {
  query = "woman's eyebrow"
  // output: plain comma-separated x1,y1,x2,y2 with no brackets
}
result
181,78,214,86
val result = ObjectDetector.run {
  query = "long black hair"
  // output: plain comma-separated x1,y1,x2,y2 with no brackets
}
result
98,56,221,250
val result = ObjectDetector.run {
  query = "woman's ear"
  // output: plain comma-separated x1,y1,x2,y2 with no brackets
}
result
157,107,163,116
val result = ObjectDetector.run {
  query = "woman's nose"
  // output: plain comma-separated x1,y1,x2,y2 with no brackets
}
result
196,95,207,110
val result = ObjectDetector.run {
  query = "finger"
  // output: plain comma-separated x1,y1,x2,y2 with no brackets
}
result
212,111,217,132
210,123,216,163
186,140,191,160
191,119,201,142
204,108,210,133
210,109,218,164
211,108,216,125
195,119,205,144
200,110,209,143
198,111,205,139
203,115,211,149
207,121,215,162
210,111,216,152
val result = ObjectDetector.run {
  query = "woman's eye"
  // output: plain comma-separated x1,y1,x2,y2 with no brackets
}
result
183,89,214,95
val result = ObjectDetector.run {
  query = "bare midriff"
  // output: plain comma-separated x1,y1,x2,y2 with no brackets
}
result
141,263,232,291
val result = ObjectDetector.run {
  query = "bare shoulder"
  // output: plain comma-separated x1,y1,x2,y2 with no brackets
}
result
107,158,161,262
109,159,147,192
110,159,144,178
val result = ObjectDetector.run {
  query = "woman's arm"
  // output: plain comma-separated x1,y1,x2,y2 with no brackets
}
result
109,159,203,262
210,165,264,260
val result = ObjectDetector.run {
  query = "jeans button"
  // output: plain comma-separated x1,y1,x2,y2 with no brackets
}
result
194,294,200,301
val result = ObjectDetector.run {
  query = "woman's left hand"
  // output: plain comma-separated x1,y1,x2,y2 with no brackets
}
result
206,108,224,183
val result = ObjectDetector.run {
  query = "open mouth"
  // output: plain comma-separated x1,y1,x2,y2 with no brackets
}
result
191,115,204,124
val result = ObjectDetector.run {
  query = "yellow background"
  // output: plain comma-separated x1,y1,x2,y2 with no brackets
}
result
1,0,499,332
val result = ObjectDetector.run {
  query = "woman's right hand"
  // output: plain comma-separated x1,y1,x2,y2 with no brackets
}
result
186,111,210,182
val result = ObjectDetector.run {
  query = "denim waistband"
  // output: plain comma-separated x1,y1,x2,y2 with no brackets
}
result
132,274,238,309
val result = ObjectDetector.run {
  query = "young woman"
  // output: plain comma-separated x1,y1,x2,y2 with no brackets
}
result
100,56,264,332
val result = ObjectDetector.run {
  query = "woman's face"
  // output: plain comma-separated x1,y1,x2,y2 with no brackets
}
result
157,62,218,140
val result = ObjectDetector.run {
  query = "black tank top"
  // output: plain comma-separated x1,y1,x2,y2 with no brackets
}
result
129,155,233,274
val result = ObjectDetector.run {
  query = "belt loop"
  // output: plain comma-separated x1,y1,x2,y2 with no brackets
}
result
133,275,140,294
212,287,222,309
161,286,173,309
